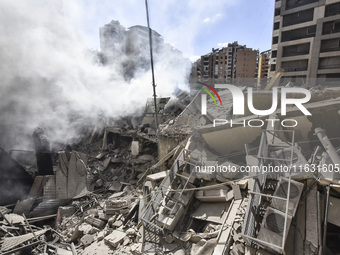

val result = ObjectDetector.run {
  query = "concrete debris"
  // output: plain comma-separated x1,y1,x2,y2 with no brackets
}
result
104,230,127,248
1,88,340,254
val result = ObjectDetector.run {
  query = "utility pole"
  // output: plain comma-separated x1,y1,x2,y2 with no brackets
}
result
145,0,159,129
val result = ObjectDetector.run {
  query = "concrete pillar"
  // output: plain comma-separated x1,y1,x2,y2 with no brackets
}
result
32,127,53,175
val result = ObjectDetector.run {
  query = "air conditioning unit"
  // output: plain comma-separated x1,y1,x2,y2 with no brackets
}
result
257,207,292,253
271,177,304,216
156,200,184,231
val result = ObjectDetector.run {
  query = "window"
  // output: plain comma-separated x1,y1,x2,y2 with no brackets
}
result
281,25,316,42
325,2,340,17
319,56,340,69
270,64,276,71
320,38,340,53
281,59,308,72
283,9,314,27
273,36,279,44
282,43,310,57
275,8,281,16
271,50,277,58
322,20,340,35
274,22,280,30
286,0,318,10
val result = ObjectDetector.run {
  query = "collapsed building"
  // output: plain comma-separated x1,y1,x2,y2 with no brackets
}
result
1,85,340,255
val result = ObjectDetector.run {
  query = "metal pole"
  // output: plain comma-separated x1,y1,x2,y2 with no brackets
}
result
322,185,330,255
145,0,159,129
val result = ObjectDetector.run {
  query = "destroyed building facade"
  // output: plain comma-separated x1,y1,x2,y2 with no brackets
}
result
1,83,340,254
257,49,271,89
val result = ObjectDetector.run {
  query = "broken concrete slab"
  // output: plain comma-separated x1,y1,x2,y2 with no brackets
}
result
102,157,111,170
195,189,229,202
191,203,230,224
104,230,126,248
82,239,114,255
231,184,242,200
136,154,154,164
67,151,88,199
225,190,234,202
56,247,74,255
108,181,123,192
56,151,70,199
80,234,95,247
236,179,248,189
305,182,320,254
131,141,140,156
213,199,242,255
108,191,126,199
191,238,218,255
105,198,128,214
58,206,76,218
3,214,25,225
146,170,169,182
55,151,88,200
84,217,105,229
1,228,49,252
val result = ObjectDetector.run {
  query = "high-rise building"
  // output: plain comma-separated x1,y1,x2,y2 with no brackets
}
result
270,0,340,87
125,25,164,57
200,42,257,86
99,20,126,63
99,20,182,80
257,50,271,88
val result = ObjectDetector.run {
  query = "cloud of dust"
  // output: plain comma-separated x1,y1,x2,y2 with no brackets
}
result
0,0,190,150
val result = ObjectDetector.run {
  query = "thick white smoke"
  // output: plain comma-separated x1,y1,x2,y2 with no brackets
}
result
0,0,190,150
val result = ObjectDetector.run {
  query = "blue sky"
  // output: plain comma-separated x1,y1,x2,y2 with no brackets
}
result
62,0,275,60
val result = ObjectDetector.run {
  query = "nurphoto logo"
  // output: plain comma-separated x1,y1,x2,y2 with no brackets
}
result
199,83,312,128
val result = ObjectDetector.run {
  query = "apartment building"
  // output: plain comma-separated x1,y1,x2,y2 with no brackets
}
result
257,50,271,88
190,59,201,83
99,20,182,80
270,0,340,87
235,48,258,86
200,42,257,85
99,20,126,63
125,25,164,56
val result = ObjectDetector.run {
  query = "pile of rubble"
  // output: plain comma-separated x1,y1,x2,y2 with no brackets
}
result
2,86,340,255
